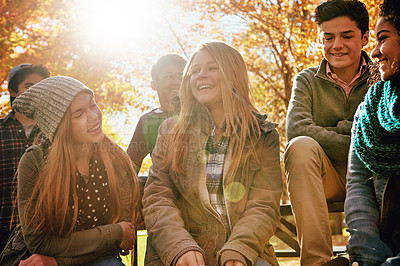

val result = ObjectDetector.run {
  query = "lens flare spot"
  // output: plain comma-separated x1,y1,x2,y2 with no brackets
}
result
197,149,209,163
225,182,245,202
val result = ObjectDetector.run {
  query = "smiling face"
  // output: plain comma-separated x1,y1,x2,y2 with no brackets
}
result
371,17,400,81
190,49,222,111
152,63,183,111
320,16,369,74
70,92,104,145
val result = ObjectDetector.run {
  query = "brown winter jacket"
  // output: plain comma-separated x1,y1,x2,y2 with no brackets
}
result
143,107,283,266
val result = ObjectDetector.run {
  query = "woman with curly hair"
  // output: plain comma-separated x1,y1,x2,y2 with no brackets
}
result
142,41,283,266
345,0,400,264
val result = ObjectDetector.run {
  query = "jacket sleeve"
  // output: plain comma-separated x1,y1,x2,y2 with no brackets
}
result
54,253,99,266
345,107,393,265
17,149,123,260
127,115,149,173
286,71,351,161
142,120,204,266
219,129,283,265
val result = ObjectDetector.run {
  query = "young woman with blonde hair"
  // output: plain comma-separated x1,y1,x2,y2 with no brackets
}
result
6,76,139,265
143,41,283,266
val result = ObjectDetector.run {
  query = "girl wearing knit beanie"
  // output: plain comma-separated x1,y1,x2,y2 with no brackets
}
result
6,76,139,265
345,0,400,264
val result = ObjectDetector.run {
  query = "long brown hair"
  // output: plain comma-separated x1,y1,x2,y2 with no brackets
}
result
165,41,262,179
24,105,139,236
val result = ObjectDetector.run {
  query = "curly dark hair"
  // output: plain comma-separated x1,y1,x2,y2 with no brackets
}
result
379,0,400,34
315,0,369,36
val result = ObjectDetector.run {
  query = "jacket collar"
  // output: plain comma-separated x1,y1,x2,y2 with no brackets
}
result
198,104,215,135
315,50,371,82
255,113,278,133
0,111,17,125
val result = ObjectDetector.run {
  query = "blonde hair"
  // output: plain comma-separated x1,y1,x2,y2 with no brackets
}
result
24,105,139,236
166,41,262,178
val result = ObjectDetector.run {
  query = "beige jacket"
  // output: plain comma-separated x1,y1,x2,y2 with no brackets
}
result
143,109,283,266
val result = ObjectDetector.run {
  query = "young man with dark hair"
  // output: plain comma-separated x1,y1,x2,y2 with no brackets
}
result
0,64,50,250
127,54,186,172
284,0,373,265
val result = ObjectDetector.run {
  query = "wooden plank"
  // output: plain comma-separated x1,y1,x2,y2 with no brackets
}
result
275,202,346,257
280,202,344,216
274,227,300,255
327,202,344,213
280,217,297,235
274,246,346,258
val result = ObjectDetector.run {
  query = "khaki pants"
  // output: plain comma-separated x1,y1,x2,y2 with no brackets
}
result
283,136,346,265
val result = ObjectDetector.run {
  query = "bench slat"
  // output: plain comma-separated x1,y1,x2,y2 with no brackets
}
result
274,202,345,257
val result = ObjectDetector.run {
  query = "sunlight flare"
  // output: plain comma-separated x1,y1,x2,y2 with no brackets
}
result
77,0,166,56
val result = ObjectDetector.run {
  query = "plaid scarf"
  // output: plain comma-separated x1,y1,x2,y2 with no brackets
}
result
205,127,231,239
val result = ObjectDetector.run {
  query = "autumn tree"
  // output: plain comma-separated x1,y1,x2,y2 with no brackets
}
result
1,0,382,152
0,0,154,119
180,0,381,146
1,0,51,114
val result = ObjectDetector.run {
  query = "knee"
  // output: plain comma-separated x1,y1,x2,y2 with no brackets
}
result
284,136,322,168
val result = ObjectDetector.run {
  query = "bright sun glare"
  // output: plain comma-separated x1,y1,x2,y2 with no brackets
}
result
78,0,166,57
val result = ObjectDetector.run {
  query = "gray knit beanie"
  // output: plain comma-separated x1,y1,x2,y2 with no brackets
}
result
12,76,93,142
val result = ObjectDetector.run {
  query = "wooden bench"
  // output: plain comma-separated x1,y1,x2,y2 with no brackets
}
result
274,202,346,257
134,176,346,261
133,203,346,264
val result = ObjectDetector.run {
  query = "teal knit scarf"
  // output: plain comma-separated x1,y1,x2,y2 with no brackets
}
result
354,80,400,176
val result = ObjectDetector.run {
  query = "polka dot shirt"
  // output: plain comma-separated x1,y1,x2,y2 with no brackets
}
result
72,157,111,231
